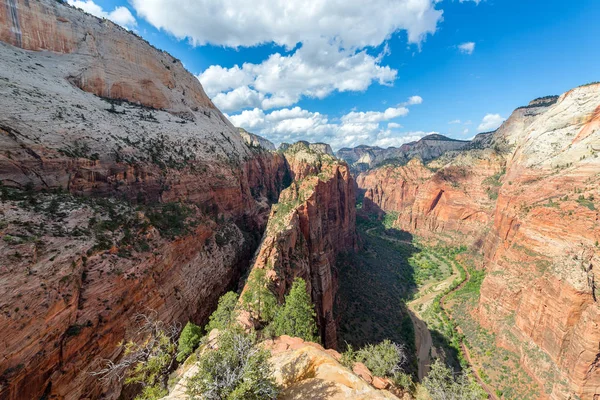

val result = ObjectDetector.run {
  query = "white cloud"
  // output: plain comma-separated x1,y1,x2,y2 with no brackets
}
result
131,0,443,49
478,114,505,132
135,0,444,112
227,96,424,150
67,0,136,28
406,95,423,105
458,42,476,55
449,119,461,124
199,40,397,112
463,128,470,134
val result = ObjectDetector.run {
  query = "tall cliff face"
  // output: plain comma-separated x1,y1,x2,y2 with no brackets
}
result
0,1,291,399
241,142,358,348
478,85,600,399
356,84,600,399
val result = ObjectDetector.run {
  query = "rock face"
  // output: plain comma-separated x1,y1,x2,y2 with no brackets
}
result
337,134,470,173
0,0,213,114
241,142,358,349
356,84,600,399
238,128,276,151
0,1,292,399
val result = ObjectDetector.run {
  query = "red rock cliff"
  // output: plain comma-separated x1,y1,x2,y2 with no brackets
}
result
356,86,600,399
0,1,291,399
241,143,358,349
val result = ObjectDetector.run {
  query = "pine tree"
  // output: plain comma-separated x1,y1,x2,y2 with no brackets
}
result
271,278,319,342
241,269,277,324
176,321,203,362
205,291,239,332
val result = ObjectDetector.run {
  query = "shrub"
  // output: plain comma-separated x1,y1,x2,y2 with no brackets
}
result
392,371,416,394
423,359,486,400
91,314,179,400
186,330,279,400
270,278,319,342
205,291,239,332
355,340,407,377
176,322,203,362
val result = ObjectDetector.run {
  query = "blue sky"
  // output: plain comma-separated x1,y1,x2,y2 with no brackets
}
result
67,0,600,150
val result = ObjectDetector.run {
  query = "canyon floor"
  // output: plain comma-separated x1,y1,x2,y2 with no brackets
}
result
335,207,554,399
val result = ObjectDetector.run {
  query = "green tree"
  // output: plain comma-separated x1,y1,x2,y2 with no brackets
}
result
176,321,203,362
355,340,406,377
205,291,239,332
241,269,277,324
186,329,280,400
270,278,319,342
423,359,486,400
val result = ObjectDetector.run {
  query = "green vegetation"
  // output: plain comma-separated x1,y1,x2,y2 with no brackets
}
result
423,359,486,400
91,314,179,400
241,269,278,325
335,214,417,368
176,322,203,362
205,291,239,332
443,259,542,399
270,278,319,342
146,202,196,239
186,329,279,400
354,340,407,377
576,194,596,210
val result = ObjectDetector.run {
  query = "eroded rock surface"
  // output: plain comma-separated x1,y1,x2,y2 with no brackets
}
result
241,142,358,349
356,85,600,399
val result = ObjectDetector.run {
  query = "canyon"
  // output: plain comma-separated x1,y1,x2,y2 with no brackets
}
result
0,1,599,400
357,90,600,399
0,1,354,399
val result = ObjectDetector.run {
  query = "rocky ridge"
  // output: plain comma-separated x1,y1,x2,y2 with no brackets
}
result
337,134,470,173
163,333,403,400
240,142,358,348
355,84,600,399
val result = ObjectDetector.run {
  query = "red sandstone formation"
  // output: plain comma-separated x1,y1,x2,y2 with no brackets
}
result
356,87,600,399
0,1,292,399
241,143,358,349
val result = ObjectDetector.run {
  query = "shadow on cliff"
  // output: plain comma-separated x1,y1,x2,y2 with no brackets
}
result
335,200,464,376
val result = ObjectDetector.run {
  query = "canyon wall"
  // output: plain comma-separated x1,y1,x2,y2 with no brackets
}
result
356,87,600,398
0,1,290,399
241,142,358,349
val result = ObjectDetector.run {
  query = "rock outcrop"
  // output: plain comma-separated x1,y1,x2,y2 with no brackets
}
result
163,334,402,400
238,127,276,151
0,1,291,399
241,142,358,349
356,84,600,399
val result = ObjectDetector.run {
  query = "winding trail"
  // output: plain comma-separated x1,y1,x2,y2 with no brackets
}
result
406,254,459,381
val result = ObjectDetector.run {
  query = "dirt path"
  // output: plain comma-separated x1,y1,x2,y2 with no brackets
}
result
406,254,459,381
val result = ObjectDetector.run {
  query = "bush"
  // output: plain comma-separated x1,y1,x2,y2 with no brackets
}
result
205,291,239,333
177,322,203,362
423,359,486,400
355,340,407,377
270,278,319,342
392,371,415,394
186,330,280,400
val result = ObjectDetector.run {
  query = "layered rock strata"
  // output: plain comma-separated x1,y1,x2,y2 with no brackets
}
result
356,85,600,399
241,142,358,349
